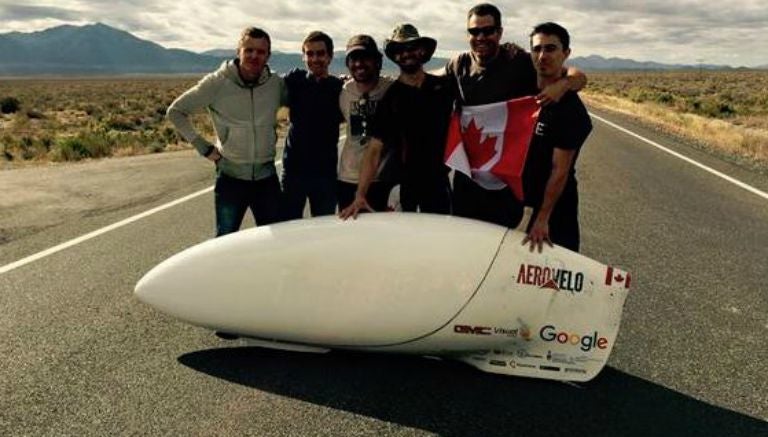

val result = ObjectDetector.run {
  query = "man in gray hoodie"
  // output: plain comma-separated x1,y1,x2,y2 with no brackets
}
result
167,27,286,236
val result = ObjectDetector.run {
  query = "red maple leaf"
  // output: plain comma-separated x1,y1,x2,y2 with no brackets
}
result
463,118,498,169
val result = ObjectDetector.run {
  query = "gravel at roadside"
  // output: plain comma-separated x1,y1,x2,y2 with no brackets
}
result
0,150,213,246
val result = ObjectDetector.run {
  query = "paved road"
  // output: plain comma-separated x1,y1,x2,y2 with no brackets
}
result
1,110,767,436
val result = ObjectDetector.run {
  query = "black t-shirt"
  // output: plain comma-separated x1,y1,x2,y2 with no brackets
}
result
369,74,454,180
283,69,343,177
523,91,592,207
445,47,539,106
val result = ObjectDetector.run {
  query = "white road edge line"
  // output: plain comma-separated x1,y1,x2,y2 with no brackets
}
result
590,113,768,201
0,186,216,275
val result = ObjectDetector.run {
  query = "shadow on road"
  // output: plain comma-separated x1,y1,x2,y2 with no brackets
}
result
179,347,766,437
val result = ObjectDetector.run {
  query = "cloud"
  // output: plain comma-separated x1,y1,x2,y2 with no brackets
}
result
0,4,81,21
0,0,766,66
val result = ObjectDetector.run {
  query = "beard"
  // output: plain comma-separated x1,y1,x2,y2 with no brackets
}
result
398,60,422,74
395,47,427,74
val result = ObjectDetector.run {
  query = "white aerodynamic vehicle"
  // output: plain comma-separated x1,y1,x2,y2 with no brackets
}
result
135,213,631,382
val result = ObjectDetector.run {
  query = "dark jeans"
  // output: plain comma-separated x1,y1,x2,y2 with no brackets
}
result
281,172,337,220
214,173,282,237
400,174,451,214
337,180,395,212
451,172,523,228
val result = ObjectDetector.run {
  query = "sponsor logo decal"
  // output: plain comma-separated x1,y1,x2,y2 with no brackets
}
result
516,349,543,359
456,326,531,338
539,325,609,352
539,365,561,372
493,327,519,337
605,266,631,288
454,324,491,335
517,264,584,293
547,351,584,365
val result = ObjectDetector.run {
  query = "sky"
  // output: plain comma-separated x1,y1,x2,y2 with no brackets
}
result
1,0,767,67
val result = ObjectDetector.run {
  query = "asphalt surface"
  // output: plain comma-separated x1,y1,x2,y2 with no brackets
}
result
1,110,767,436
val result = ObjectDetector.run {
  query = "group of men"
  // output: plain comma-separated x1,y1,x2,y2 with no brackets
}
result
167,3,592,253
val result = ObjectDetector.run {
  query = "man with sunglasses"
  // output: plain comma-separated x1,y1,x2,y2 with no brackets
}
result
522,22,592,253
337,35,399,212
339,24,453,219
445,3,587,229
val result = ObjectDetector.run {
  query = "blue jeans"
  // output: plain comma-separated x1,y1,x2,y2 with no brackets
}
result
281,172,337,220
214,173,282,237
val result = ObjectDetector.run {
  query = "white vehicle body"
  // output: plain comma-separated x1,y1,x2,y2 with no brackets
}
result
135,213,631,382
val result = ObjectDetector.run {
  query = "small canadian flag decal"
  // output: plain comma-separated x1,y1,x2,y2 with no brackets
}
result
605,266,632,288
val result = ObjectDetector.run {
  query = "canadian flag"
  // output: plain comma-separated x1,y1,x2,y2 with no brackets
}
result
605,266,632,289
444,96,540,200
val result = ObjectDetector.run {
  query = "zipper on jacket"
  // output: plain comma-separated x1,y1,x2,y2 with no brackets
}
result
250,87,256,180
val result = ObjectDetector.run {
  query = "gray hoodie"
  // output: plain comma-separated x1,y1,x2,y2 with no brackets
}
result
167,60,286,181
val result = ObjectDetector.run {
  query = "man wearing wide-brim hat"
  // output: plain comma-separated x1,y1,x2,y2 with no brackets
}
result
383,23,437,67
340,24,454,219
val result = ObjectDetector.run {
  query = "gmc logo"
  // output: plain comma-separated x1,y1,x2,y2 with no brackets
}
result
454,324,492,335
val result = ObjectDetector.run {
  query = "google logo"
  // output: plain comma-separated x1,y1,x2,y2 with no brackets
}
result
539,325,609,352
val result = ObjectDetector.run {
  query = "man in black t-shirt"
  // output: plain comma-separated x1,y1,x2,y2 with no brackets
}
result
282,31,344,220
339,24,453,218
522,22,593,252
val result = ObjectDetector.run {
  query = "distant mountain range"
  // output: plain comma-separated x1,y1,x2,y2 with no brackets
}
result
567,54,736,71
0,23,220,74
0,23,761,75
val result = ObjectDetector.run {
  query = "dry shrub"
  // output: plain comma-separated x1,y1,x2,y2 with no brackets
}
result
0,96,21,114
0,77,204,165
51,133,114,162
583,92,768,166
741,130,768,162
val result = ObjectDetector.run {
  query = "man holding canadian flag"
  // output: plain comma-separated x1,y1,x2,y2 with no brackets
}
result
444,4,587,242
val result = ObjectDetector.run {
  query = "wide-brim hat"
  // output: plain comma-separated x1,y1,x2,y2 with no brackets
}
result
384,23,437,63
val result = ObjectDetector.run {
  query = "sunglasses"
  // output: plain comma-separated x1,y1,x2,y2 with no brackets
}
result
467,26,499,37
